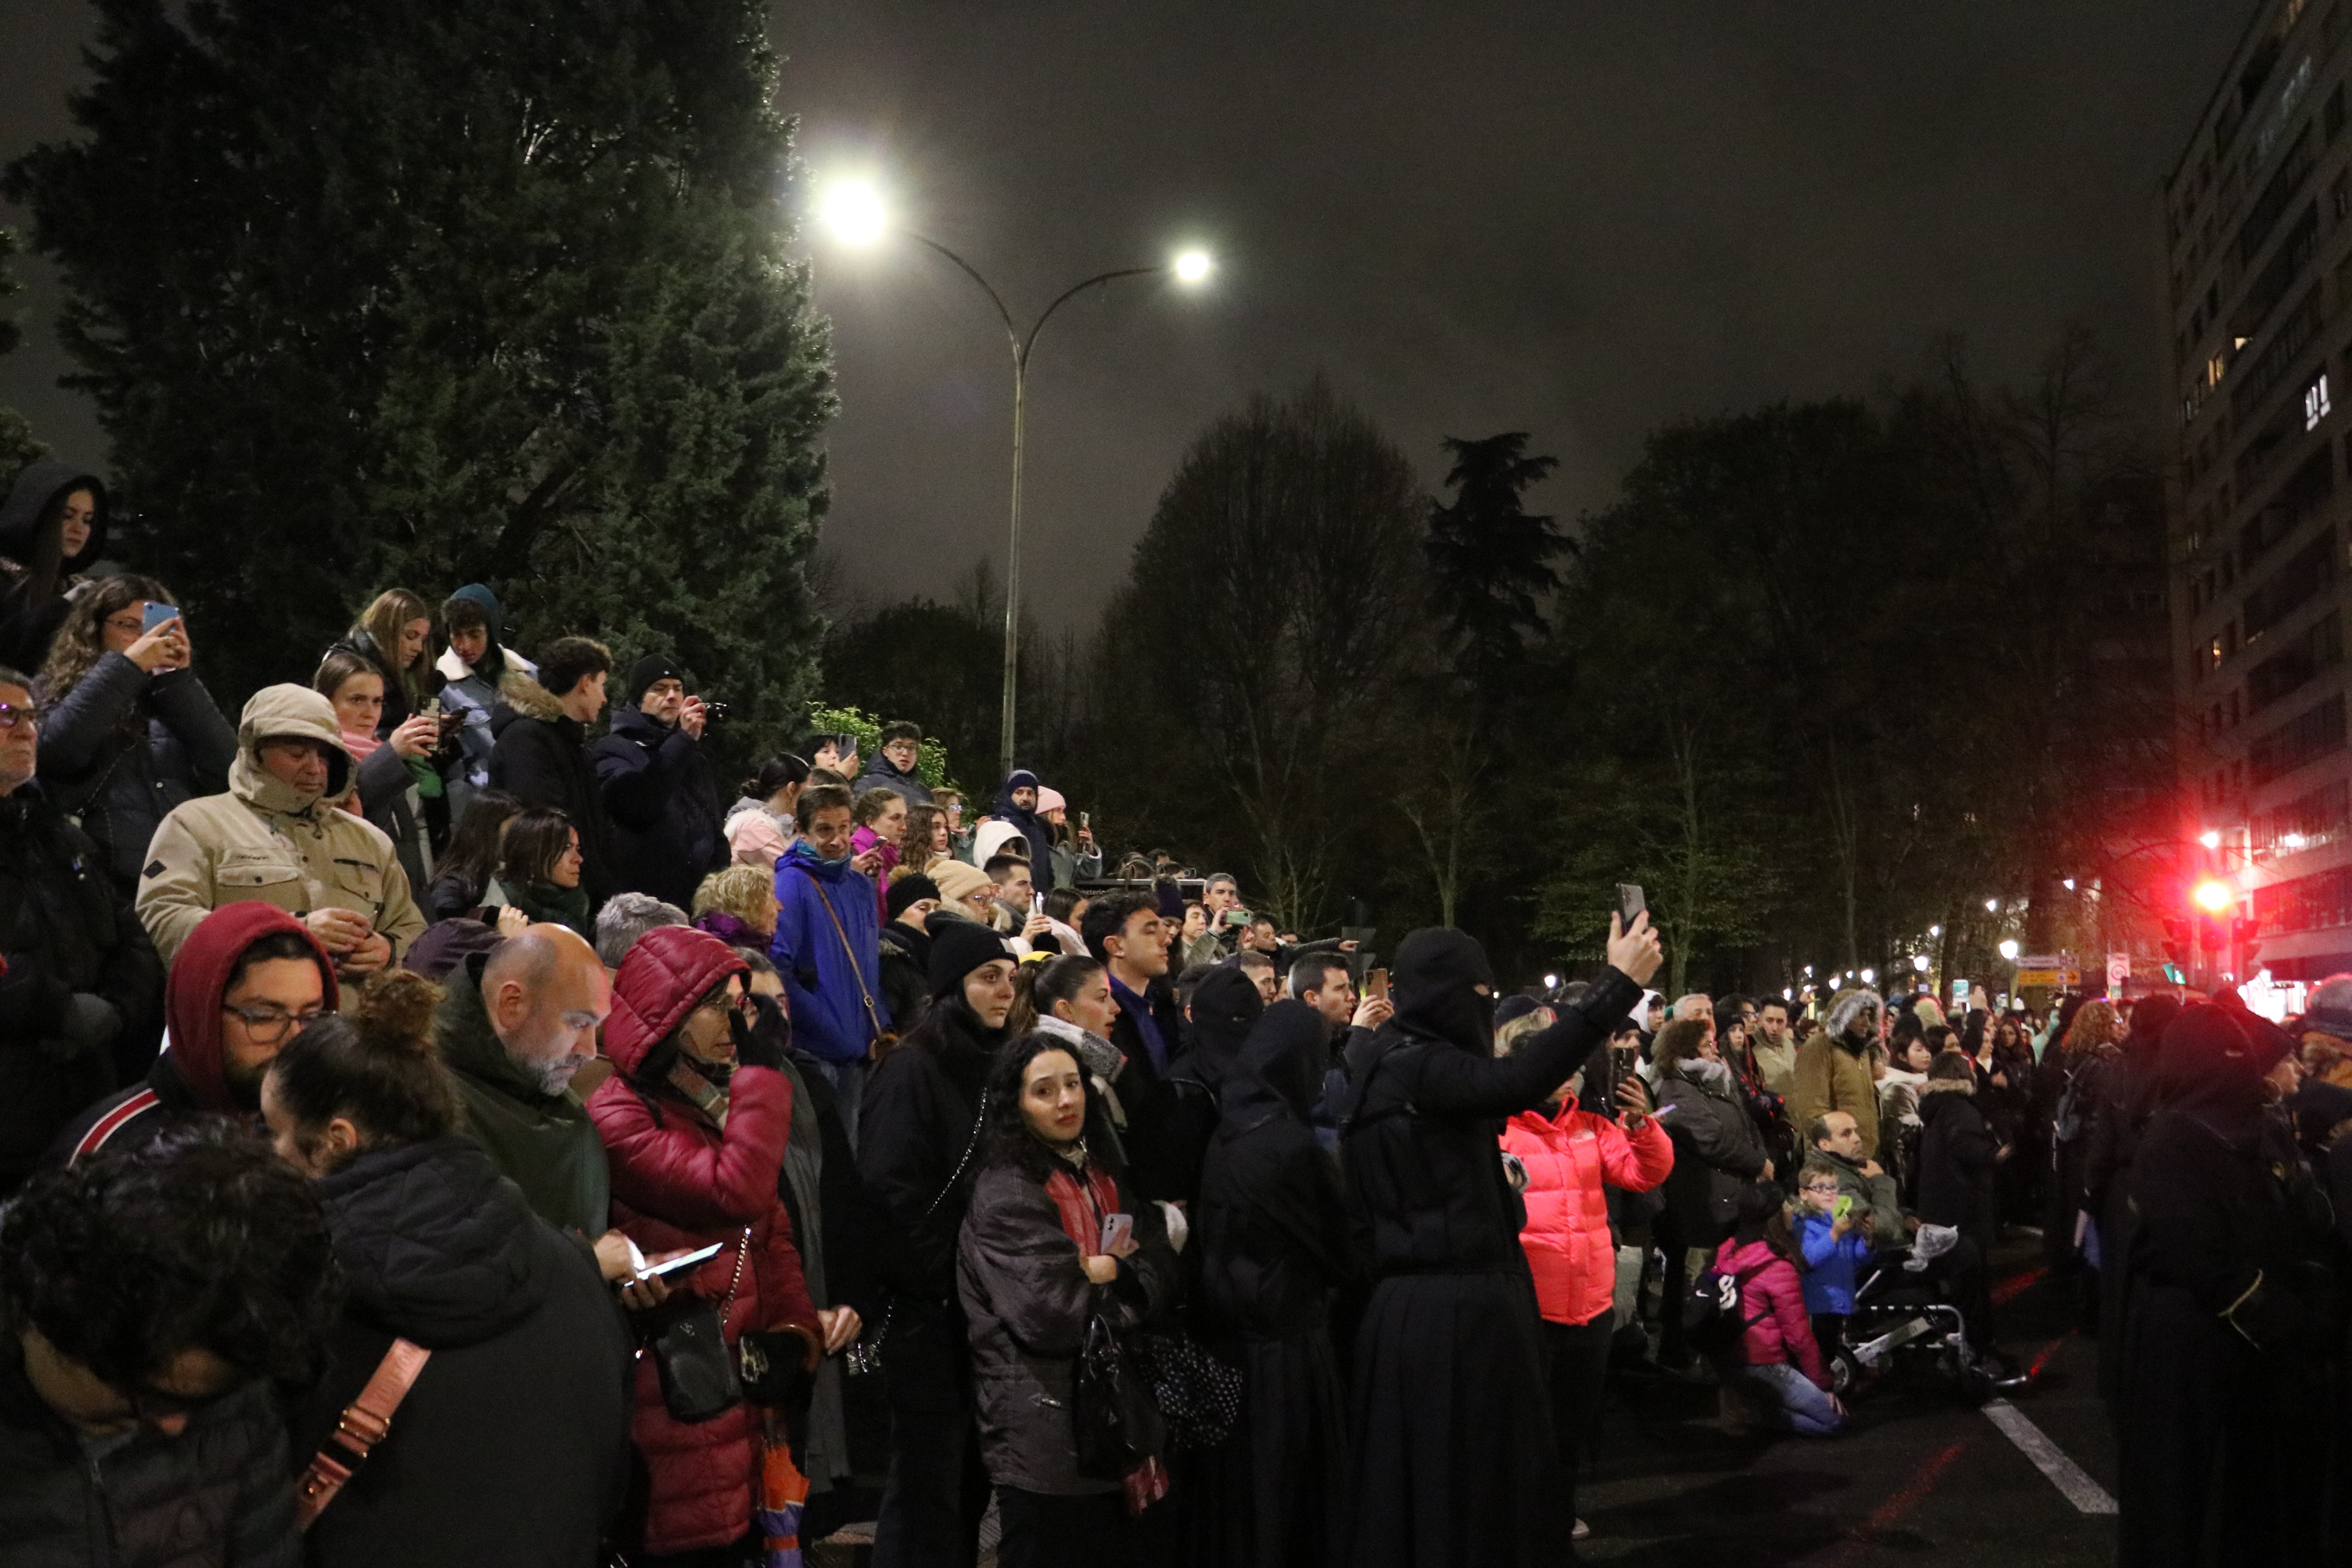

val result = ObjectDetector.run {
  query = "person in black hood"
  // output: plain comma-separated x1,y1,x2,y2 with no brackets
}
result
1127,960,1263,1205
878,873,945,1035
859,918,1021,1568
986,769,1054,873
1334,916,1662,1568
592,652,724,910
0,460,106,673
1191,998,1354,1568
260,972,634,1567
1915,1047,2003,1257
2082,991,2181,1409
2116,1003,2332,1566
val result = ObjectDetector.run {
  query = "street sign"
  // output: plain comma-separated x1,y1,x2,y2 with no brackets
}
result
2014,968,2081,989
2017,954,2068,972
2107,953,2130,992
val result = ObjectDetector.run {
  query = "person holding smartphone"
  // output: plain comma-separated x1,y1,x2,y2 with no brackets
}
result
31,573,235,903
1791,1160,1874,1353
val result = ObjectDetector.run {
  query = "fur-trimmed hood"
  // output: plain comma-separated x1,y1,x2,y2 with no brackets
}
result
1824,987,1884,1050
1920,1074,1976,1098
493,671,569,726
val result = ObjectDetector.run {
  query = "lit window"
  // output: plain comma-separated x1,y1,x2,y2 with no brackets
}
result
2309,372,2335,431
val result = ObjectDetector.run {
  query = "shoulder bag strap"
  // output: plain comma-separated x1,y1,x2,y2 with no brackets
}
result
797,866,888,1047
296,1338,433,1530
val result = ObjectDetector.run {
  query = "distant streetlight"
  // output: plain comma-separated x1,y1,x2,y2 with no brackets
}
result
1859,967,1876,985
1912,954,1931,973
1984,898,1998,912
2198,829,2223,849
814,178,1214,777
1999,939,2021,962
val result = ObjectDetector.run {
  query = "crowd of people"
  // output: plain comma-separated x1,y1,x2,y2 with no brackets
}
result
0,459,2342,1568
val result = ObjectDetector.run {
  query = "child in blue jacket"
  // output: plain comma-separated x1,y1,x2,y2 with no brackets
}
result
1794,1160,1874,1345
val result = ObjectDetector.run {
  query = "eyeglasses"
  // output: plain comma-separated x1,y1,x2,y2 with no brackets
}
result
1800,1185,1842,1196
221,1003,332,1044
0,703,37,733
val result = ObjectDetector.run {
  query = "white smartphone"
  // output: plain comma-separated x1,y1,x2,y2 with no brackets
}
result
1098,1212,1133,1253
641,1241,726,1278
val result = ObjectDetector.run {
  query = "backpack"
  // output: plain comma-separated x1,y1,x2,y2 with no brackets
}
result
1682,1261,1769,1359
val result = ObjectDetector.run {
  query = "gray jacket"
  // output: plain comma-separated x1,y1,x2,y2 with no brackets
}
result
1656,1060,1769,1232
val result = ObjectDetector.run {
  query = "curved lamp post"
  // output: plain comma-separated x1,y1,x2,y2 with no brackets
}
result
817,179,1211,778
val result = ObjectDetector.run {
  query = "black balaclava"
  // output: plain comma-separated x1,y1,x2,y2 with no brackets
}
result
1393,927,1498,1056
1187,964,1265,1089
1229,999,1326,1124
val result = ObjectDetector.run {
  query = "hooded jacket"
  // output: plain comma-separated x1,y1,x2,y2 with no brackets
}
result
1713,1234,1828,1386
134,684,425,967
1336,927,1641,1278
769,837,888,1065
592,704,726,909
1790,988,1883,1160
34,648,237,893
486,673,617,907
432,584,538,802
435,948,610,1240
985,769,1053,872
292,1136,633,1568
1916,1076,2001,1245
1198,1001,1358,1339
1503,1089,1673,1326
586,925,817,1557
0,460,105,672
0,777,164,1188
49,903,338,1172
0,1329,300,1568
1127,962,1261,1205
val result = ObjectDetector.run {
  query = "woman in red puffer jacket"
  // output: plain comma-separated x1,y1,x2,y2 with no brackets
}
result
588,924,840,1563
1497,1002,1673,1544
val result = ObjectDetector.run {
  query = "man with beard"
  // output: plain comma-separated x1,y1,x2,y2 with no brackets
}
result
1335,914,1662,1568
1793,987,1886,1161
56,902,333,1164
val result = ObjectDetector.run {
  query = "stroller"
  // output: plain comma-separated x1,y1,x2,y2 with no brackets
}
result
1815,1231,2008,1405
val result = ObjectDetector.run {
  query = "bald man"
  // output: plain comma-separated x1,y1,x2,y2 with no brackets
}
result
433,926,615,1243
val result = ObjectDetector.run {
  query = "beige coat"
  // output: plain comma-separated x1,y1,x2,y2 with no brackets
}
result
1789,1030,1883,1160
136,684,426,965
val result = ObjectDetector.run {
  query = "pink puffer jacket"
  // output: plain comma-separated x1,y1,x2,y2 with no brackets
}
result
1713,1236,1829,1389
1502,1103,1673,1325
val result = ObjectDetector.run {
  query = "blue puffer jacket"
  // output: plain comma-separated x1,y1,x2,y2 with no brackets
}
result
771,839,889,1064
1793,1208,1874,1316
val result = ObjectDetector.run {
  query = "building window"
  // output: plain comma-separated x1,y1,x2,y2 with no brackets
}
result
2310,370,2335,430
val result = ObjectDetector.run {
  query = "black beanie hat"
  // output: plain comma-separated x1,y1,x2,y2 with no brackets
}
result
929,920,1013,998
1494,994,1543,1031
887,873,942,923
624,653,684,706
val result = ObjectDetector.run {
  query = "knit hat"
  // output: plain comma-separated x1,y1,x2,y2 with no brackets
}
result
930,920,1014,997
623,652,684,705
1036,787,1067,815
1494,994,1544,1030
930,859,992,908
886,873,942,922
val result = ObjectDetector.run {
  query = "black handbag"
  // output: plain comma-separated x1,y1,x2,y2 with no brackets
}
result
648,1229,750,1423
1073,1313,1163,1481
1133,1329,1243,1449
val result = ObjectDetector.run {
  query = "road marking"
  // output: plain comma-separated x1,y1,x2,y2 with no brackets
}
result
1981,1398,2116,1514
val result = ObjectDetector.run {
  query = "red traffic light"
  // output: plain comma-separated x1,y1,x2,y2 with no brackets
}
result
2192,879,2233,913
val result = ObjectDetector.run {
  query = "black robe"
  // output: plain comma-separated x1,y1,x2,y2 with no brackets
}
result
2117,1079,2330,1566
1191,1001,1355,1568
1335,928,1638,1568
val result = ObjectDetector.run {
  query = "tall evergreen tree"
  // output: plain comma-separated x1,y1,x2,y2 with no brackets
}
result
5,0,834,751
0,229,43,475
1424,431,1565,676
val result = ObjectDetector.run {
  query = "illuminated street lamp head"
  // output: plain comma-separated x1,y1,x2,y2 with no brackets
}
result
1912,954,1931,973
1172,249,1213,285
1998,940,2021,962
816,180,889,247
2192,879,2233,913
2198,829,2222,850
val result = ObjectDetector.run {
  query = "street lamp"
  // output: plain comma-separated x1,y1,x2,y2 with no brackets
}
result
816,178,1214,777
1998,939,2021,962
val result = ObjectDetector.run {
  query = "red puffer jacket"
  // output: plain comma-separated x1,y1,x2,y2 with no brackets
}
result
1713,1236,1829,1388
1502,1102,1673,1325
586,925,819,1556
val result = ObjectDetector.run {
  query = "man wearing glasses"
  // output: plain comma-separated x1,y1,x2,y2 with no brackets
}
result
0,664,164,1193
56,901,337,1166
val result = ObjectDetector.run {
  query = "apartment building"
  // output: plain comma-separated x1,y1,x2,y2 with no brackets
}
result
2173,0,2352,982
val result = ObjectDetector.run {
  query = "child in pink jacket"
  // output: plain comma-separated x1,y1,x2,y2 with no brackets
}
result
1712,1181,1844,1437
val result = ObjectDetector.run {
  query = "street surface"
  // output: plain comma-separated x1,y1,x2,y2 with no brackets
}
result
1579,1238,2116,1567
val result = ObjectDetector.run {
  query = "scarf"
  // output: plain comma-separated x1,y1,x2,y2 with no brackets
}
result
1042,1152,1122,1252
666,1057,732,1129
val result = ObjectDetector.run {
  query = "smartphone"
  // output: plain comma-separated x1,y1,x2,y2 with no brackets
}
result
1080,811,1091,831
142,603,180,633
1833,1195,1854,1220
1366,967,1390,1002
1616,882,1647,930
642,1241,727,1278
1098,1212,1134,1253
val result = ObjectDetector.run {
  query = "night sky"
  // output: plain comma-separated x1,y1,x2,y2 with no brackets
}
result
1,2,2253,630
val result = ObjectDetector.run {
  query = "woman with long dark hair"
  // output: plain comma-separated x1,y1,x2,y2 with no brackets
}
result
0,459,107,670
493,807,593,940
958,1028,1181,1565
33,572,235,902
421,789,523,921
